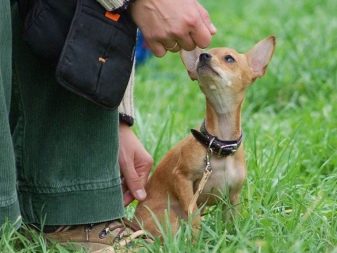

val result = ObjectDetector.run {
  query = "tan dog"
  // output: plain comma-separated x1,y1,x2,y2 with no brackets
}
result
134,36,276,237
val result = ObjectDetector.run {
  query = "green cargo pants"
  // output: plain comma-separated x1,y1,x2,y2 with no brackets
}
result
0,0,21,225
0,2,124,226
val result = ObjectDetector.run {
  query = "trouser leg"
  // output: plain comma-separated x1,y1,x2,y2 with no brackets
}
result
11,4,124,225
0,0,21,226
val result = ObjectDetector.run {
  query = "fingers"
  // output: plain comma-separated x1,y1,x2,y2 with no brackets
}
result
148,40,181,56
119,124,153,206
135,154,153,188
164,41,181,52
121,178,136,206
119,150,153,205
123,190,134,206
122,164,147,202
131,0,216,56
176,35,195,51
164,2,216,50
163,41,181,53
196,2,217,35
190,24,211,49
149,13,215,53
147,40,167,57
168,45,181,53
121,178,127,192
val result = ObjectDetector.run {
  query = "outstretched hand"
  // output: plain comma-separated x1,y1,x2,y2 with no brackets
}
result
130,0,216,57
119,123,153,206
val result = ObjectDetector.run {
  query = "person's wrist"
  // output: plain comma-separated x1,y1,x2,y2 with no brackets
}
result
119,113,134,126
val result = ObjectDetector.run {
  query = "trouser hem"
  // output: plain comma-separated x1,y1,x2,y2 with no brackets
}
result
19,184,124,225
0,199,21,226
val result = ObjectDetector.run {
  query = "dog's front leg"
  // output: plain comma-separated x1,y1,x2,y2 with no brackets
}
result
173,169,201,229
224,189,241,222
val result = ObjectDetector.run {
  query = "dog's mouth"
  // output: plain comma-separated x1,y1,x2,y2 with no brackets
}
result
197,63,220,77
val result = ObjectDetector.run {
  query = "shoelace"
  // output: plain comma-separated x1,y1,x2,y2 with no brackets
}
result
97,219,153,247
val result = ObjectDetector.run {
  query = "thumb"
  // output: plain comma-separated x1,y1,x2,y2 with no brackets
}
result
123,166,147,201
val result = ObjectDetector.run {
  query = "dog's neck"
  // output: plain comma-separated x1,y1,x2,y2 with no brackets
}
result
204,98,243,141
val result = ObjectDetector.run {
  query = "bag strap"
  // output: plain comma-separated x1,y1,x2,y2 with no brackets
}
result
17,0,34,18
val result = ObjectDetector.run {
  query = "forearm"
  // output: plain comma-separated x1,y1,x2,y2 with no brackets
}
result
118,62,135,126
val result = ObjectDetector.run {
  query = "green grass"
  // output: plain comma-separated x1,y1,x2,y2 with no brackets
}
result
2,0,337,252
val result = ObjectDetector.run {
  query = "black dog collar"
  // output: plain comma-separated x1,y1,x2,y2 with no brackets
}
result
191,121,243,157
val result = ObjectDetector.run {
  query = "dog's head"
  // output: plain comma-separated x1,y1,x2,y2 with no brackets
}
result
180,36,276,112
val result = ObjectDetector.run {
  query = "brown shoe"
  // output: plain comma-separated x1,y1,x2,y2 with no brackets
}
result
42,219,152,253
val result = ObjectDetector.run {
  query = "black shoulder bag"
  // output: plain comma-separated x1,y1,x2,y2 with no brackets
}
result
21,0,137,109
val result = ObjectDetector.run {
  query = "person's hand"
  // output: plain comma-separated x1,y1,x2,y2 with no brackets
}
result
119,123,153,206
130,0,217,57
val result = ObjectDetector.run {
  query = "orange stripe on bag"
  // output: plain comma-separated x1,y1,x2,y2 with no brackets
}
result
105,11,121,22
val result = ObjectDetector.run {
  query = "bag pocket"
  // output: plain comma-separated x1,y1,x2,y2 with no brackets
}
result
55,0,137,109
22,0,76,61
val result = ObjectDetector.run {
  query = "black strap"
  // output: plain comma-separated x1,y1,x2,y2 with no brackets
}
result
17,0,34,18
119,113,134,126
191,121,243,157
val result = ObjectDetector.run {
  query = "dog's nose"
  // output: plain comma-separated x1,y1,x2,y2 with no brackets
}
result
199,53,212,62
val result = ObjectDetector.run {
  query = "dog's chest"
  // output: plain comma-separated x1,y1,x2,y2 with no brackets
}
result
201,156,244,194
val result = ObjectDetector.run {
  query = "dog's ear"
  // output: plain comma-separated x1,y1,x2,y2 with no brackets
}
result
246,36,276,79
180,48,204,80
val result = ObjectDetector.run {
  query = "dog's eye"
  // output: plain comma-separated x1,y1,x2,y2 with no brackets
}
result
224,55,236,63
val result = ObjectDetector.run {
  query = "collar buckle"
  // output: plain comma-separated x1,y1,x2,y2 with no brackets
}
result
218,143,238,156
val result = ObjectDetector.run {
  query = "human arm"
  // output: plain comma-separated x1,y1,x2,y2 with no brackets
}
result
118,64,153,206
130,0,217,57
119,123,153,206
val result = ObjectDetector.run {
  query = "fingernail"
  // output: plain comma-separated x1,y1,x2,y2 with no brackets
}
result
210,23,217,34
135,189,147,200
